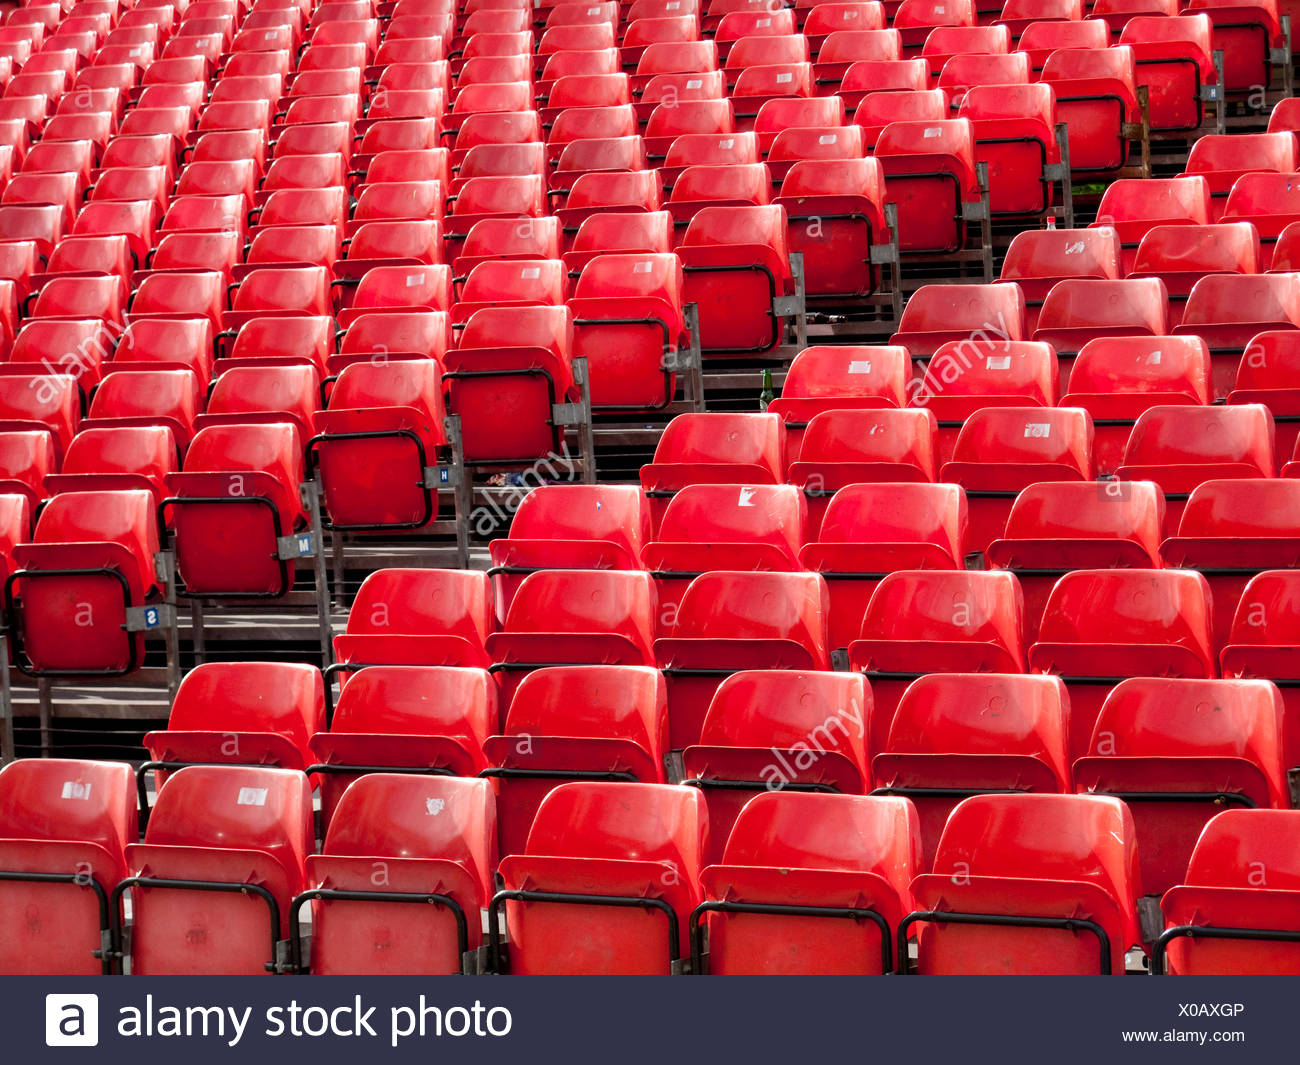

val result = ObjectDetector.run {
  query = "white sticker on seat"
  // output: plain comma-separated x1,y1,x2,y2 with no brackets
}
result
1064,241,1086,254
521,266,541,279
848,360,873,373
819,133,837,145
924,127,942,138
634,260,653,273
719,137,735,149
776,72,793,83
686,78,703,89
1024,423,1051,438
757,16,771,25
61,781,91,800
1146,349,1162,365
265,30,277,39
237,787,269,807
986,355,1011,370
406,272,424,286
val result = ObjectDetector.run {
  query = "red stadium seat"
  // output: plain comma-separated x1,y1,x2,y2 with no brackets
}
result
120,765,312,974
1117,403,1277,535
487,484,650,623
912,339,1057,464
1062,335,1211,474
485,569,658,704
639,412,784,530
1073,677,1287,896
333,568,494,674
904,794,1142,974
682,671,870,864
299,774,496,975
1000,227,1123,334
848,570,1026,758
1030,568,1216,762
1091,176,1212,273
306,663,493,827
1230,330,1300,458
1129,223,1262,328
0,758,136,974
444,305,585,468
493,782,706,973
310,358,454,533
142,664,325,808
7,490,162,677
484,665,668,856
939,405,1094,555
874,118,983,255
656,571,830,749
1041,46,1140,174
695,792,919,975
986,480,1166,642
801,482,967,649
1175,273,1300,398
875,673,1071,867
162,422,310,598
1184,133,1297,221
768,344,908,470
788,407,939,532
568,252,691,410
890,282,1027,359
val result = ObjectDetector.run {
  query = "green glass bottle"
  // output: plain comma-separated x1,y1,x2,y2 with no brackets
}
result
759,368,774,411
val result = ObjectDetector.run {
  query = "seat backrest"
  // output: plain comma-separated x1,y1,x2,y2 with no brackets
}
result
1120,404,1276,478
775,344,909,407
502,569,657,658
0,757,137,882
929,792,1141,914
697,668,869,779
1032,568,1215,675
987,480,1165,568
885,672,1071,788
855,569,1025,671
1131,222,1261,279
1001,227,1123,286
1095,176,1211,226
649,412,784,474
502,485,651,563
653,483,805,562
1084,677,1286,808
1182,808,1300,888
347,568,491,642
944,406,1094,479
322,774,497,902
895,282,1027,342
167,662,324,754
144,765,313,880
522,782,707,890
720,791,918,885
503,664,668,762
670,570,830,665
792,407,938,476
1067,335,1211,405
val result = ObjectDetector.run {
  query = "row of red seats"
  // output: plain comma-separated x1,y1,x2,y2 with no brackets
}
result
3,754,1296,974
329,560,1300,760
135,658,1297,891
